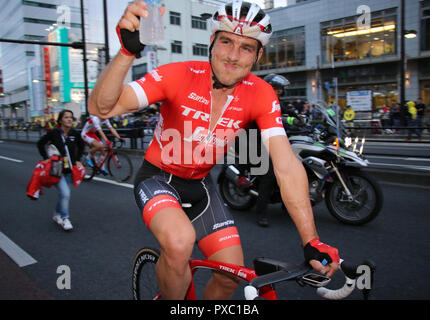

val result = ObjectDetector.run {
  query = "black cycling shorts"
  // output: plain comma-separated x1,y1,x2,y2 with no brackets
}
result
134,160,241,258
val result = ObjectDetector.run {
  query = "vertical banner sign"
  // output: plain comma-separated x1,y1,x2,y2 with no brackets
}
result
43,48,52,98
55,28,71,102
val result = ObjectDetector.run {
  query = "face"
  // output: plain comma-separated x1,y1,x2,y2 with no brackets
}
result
274,87,283,96
210,31,263,88
60,112,74,128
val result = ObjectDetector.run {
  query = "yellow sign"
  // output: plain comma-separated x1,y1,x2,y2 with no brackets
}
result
344,109,355,121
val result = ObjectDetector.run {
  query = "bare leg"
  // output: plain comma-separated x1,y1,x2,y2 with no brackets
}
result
150,207,196,300
203,245,244,300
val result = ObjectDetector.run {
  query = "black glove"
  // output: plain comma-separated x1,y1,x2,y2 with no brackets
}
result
116,23,145,58
303,238,339,266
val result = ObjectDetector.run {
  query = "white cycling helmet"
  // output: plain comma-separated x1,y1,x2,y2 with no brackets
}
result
210,0,273,46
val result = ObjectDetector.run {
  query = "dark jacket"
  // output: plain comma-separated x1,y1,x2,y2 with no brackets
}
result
37,128,85,173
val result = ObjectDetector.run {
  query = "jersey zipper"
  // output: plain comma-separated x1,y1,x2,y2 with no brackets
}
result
189,92,234,177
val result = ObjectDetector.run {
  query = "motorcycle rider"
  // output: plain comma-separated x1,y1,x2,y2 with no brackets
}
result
254,73,291,227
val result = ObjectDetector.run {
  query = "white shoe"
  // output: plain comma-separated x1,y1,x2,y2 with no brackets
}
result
53,215,73,231
53,214,63,225
62,218,73,231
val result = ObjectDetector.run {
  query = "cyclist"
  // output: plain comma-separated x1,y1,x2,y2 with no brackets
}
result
89,1,340,300
81,115,124,173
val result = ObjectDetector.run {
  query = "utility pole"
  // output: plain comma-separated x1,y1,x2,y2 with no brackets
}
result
103,0,110,65
80,0,89,117
399,0,406,125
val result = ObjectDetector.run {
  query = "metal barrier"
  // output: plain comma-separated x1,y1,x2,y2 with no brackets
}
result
1,125,428,146
0,127,157,150
344,125,429,137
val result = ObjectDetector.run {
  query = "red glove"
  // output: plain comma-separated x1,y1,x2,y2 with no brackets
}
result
105,140,112,147
303,238,340,266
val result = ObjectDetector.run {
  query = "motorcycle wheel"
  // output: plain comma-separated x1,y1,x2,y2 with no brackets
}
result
325,168,383,225
219,176,256,211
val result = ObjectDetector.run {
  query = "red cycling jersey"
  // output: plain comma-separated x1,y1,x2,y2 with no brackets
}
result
129,61,286,179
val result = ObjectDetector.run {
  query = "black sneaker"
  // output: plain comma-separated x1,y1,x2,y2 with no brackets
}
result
257,216,269,227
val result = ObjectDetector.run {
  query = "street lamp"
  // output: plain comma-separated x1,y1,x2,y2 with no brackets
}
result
404,30,417,39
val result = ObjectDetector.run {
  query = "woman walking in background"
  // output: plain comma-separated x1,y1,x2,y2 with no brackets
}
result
37,110,85,231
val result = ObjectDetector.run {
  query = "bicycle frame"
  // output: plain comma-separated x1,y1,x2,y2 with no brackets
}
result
185,258,277,300
94,147,112,169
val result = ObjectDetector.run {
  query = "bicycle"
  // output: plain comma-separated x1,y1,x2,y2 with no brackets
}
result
132,247,375,300
82,138,133,183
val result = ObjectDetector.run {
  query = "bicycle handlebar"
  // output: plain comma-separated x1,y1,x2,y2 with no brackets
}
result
244,259,375,300
111,137,125,149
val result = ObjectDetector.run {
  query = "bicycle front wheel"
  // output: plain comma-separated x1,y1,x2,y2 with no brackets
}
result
107,152,133,183
132,248,161,300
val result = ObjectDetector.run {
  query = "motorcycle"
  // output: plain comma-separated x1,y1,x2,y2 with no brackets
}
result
217,104,383,226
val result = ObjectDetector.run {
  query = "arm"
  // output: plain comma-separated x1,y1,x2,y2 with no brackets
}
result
265,135,339,277
37,131,53,160
109,126,123,141
88,1,148,118
97,129,109,143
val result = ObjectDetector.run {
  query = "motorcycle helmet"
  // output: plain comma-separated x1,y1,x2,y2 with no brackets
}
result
263,73,290,95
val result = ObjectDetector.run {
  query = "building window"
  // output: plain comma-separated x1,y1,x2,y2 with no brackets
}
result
22,0,57,9
193,43,208,56
23,17,81,28
171,41,182,54
255,26,305,70
170,11,181,26
191,16,207,30
321,8,396,64
132,63,148,81
421,0,430,51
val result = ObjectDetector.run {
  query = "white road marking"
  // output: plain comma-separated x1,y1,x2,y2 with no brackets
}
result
368,155,430,162
369,162,430,171
0,232,37,267
92,176,134,189
0,155,24,163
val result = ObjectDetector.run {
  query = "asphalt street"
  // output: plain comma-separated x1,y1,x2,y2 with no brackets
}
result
0,140,430,300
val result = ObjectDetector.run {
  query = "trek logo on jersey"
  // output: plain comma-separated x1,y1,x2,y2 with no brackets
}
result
180,106,242,129
188,92,209,105
138,189,149,203
270,100,281,113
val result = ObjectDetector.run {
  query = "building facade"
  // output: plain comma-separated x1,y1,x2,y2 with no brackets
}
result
0,0,225,124
254,0,424,112
131,0,227,81
0,0,87,124
4,0,424,123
